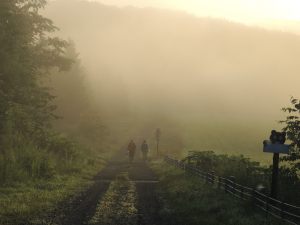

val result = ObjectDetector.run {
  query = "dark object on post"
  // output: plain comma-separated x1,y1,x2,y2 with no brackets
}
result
270,130,286,144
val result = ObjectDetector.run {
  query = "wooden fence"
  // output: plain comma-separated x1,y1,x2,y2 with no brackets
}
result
164,156,300,225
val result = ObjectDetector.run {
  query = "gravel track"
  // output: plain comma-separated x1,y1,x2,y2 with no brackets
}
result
51,152,162,225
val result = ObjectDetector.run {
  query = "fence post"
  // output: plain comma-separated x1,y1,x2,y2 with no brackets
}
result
229,176,236,194
280,202,285,221
265,197,270,219
188,156,191,165
251,188,256,205
241,186,244,200
218,176,221,189
206,172,209,183
211,171,215,185
225,179,228,193
192,165,197,175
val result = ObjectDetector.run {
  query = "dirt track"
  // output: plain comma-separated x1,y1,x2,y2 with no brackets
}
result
52,152,161,225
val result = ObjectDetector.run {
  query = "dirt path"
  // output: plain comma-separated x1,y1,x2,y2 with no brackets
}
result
52,152,161,225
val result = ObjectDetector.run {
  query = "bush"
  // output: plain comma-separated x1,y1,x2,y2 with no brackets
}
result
183,151,300,205
0,130,88,184
184,151,269,187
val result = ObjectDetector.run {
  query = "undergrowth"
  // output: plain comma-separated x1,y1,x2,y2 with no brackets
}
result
152,160,280,225
0,156,107,225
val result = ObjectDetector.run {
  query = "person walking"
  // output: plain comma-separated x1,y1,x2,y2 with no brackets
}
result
127,140,136,163
141,140,149,162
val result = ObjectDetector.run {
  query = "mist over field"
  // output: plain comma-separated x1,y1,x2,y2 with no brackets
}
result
44,0,300,161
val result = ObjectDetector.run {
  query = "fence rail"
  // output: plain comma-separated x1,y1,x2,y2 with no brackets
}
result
164,156,300,225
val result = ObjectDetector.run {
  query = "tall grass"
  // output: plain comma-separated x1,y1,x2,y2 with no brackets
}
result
152,160,280,225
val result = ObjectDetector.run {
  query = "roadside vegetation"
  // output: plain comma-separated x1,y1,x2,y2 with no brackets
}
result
152,161,280,225
0,161,105,225
179,150,300,205
0,1,112,224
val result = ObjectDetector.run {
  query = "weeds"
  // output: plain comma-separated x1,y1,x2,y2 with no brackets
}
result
152,161,280,225
89,173,138,225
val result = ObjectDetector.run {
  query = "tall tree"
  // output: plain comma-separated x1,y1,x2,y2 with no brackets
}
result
0,0,71,181
0,0,71,140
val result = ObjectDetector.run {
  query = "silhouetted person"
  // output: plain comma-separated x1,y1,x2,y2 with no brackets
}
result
127,140,136,163
141,140,149,162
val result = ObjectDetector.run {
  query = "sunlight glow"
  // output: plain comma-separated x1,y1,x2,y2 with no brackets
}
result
91,0,300,29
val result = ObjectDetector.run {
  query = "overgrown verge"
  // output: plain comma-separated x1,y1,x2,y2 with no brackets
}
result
0,154,107,225
0,2,112,224
181,151,300,205
89,173,138,225
152,160,280,225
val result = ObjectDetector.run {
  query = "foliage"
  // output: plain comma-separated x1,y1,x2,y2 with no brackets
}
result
184,151,268,187
0,0,107,189
280,97,300,170
182,151,300,205
0,0,71,136
152,161,279,225
0,160,105,225
276,97,300,204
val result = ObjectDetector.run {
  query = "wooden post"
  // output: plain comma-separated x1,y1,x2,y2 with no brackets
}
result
225,179,228,193
206,172,209,183
271,153,279,199
187,156,191,165
252,188,256,204
280,202,285,220
229,176,236,194
265,198,270,218
211,171,215,185
218,177,221,189
241,186,244,199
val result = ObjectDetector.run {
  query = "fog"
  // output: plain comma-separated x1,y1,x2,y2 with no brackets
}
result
44,0,300,161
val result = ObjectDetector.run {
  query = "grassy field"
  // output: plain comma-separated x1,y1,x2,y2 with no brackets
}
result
151,160,280,225
0,157,107,225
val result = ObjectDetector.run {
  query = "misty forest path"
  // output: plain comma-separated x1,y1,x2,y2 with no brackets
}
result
52,151,161,225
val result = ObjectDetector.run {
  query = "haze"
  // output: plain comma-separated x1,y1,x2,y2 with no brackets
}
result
44,0,300,161
90,0,300,33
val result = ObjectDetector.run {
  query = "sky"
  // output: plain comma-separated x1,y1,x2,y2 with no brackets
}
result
88,0,300,33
